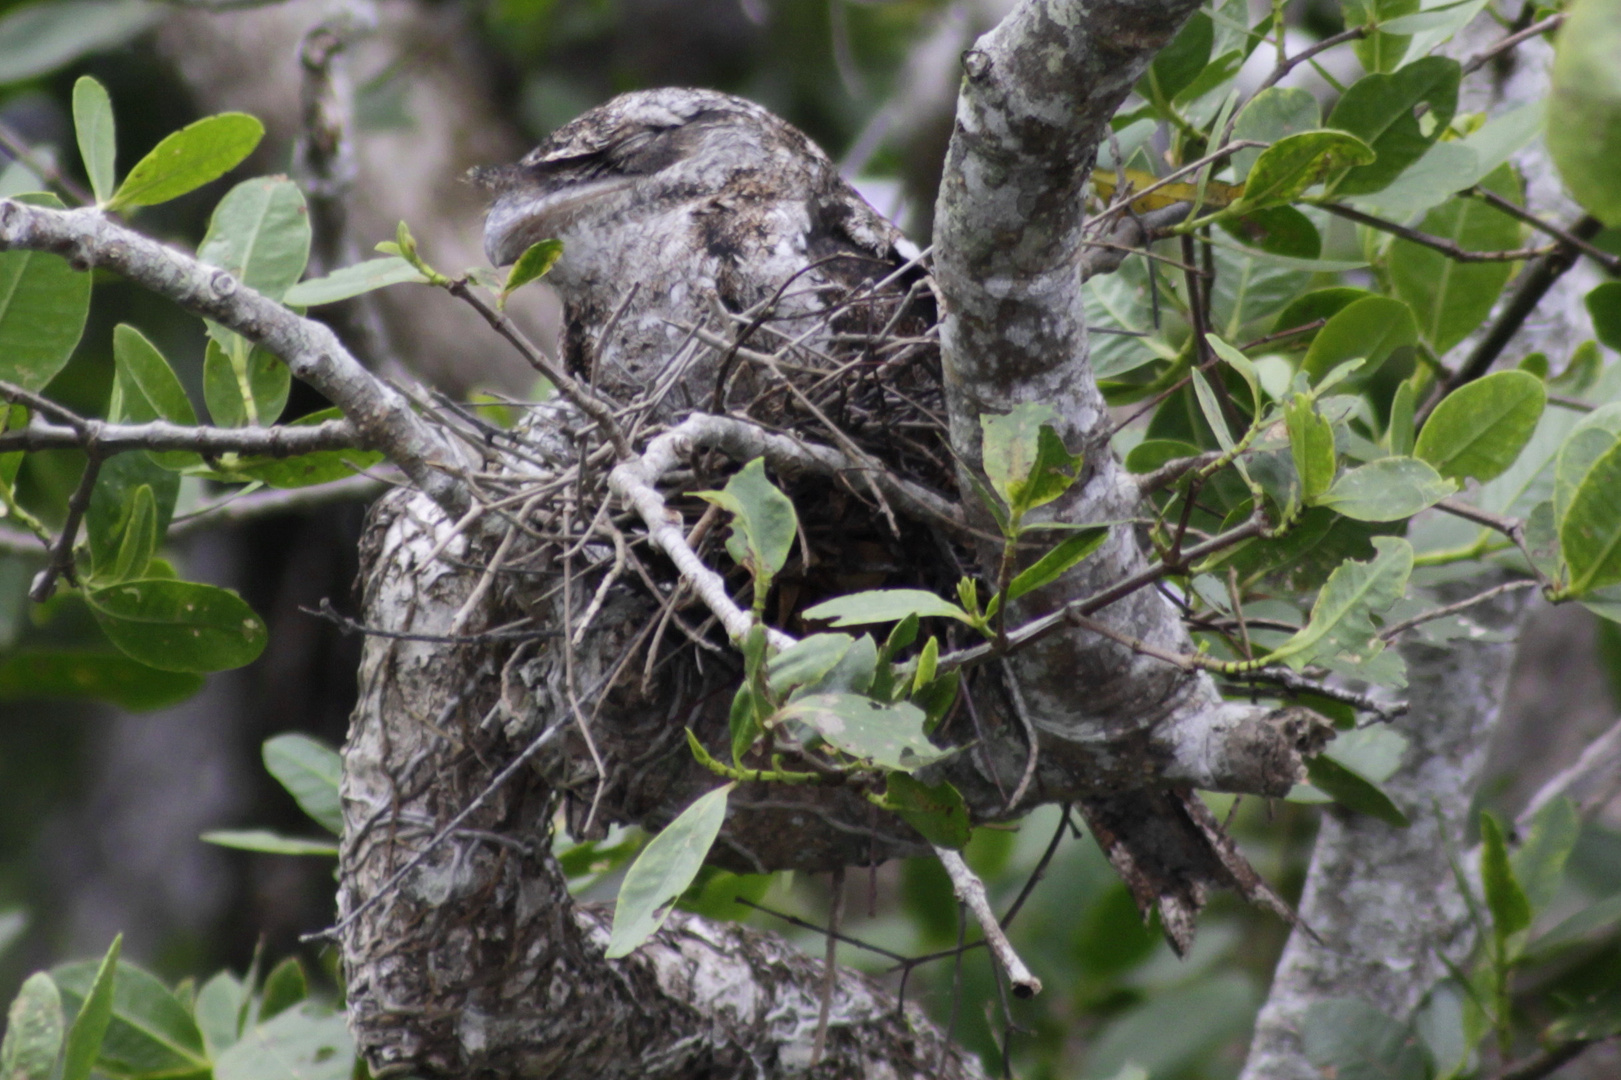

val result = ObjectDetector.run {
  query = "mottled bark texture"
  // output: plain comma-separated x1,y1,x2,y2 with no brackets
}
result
339,491,987,1080
1240,586,1527,1080
932,0,1310,941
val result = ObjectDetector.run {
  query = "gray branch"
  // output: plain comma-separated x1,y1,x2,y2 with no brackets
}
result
0,199,468,511
0,416,360,455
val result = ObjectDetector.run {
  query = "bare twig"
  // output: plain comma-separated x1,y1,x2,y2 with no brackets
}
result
29,446,100,601
1378,579,1537,642
1461,13,1566,78
1320,202,1553,263
932,846,1041,998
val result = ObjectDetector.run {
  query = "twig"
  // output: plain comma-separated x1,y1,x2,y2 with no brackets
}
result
932,846,1042,998
1320,202,1553,263
810,866,845,1066
1466,186,1621,275
0,415,361,456
305,599,555,645
1378,579,1536,641
1518,715,1621,826
0,121,91,205
999,658,1039,813
169,474,391,537
1461,13,1566,78
1086,140,1265,231
1439,216,1607,397
1253,26,1367,94
1487,1039,1595,1080
448,281,633,460
29,445,100,601
734,897,911,962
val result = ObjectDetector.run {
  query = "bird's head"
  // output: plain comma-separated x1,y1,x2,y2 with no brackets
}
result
476,88,835,278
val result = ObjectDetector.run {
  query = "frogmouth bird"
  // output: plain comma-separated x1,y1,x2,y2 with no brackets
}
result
476,88,1288,954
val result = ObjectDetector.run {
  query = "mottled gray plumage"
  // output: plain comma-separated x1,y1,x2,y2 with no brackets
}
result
478,88,920,409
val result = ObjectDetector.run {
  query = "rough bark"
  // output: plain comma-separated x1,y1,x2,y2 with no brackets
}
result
931,0,1314,941
1240,586,1528,1080
338,490,987,1080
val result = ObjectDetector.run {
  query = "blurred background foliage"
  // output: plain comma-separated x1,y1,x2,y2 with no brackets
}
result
0,1,1616,1078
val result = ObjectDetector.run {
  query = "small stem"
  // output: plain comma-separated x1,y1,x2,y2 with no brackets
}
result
933,846,1042,998
30,445,101,601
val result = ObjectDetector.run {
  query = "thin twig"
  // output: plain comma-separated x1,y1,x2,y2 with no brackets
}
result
1461,13,1566,78
810,866,845,1066
29,447,100,601
933,846,1041,998
1321,202,1553,263
1378,579,1536,641
1466,186,1621,275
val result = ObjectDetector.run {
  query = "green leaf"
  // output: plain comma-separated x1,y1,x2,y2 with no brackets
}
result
1511,797,1579,912
1271,287,1375,347
86,451,180,577
1190,369,1235,452
1587,281,1621,352
1269,536,1413,670
1287,396,1337,502
0,0,160,84
73,76,116,204
1319,457,1455,521
1388,380,1416,456
1303,998,1431,1080
199,177,311,306
282,257,427,306
1344,0,1419,73
1326,57,1461,196
1561,438,1621,593
1140,13,1212,104
1547,985,1621,1042
802,588,972,628
1525,893,1621,959
1219,204,1323,259
1547,0,1621,226
1390,169,1524,355
86,579,267,674
1230,86,1320,180
107,113,265,212
1007,527,1109,601
981,404,1081,517
1415,370,1545,483
203,339,290,428
1,972,64,1080
212,1003,352,1080
1301,295,1419,383
884,774,970,849
54,953,210,1080
499,239,564,303
606,783,733,958
1480,811,1532,941
258,959,305,1023
1553,403,1621,527
200,831,339,857
193,972,245,1058
1234,129,1375,210
58,936,122,1080
0,651,202,711
1290,726,1408,803
775,693,951,772
108,484,157,582
767,633,854,698
695,459,798,590
262,734,343,835
0,193,91,392
112,324,200,469
1306,754,1409,826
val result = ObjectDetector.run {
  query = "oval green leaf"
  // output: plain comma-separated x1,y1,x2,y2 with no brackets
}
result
1326,57,1461,196
1318,457,1455,521
1236,129,1375,210
606,783,733,958
263,733,343,835
802,588,972,627
1305,753,1410,827
107,113,265,212
0,193,91,392
885,774,971,849
1414,369,1545,482
1,973,64,1080
1301,295,1418,383
72,75,116,204
283,256,427,306
1548,0,1621,226
1561,437,1621,594
86,579,267,673
776,693,951,772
